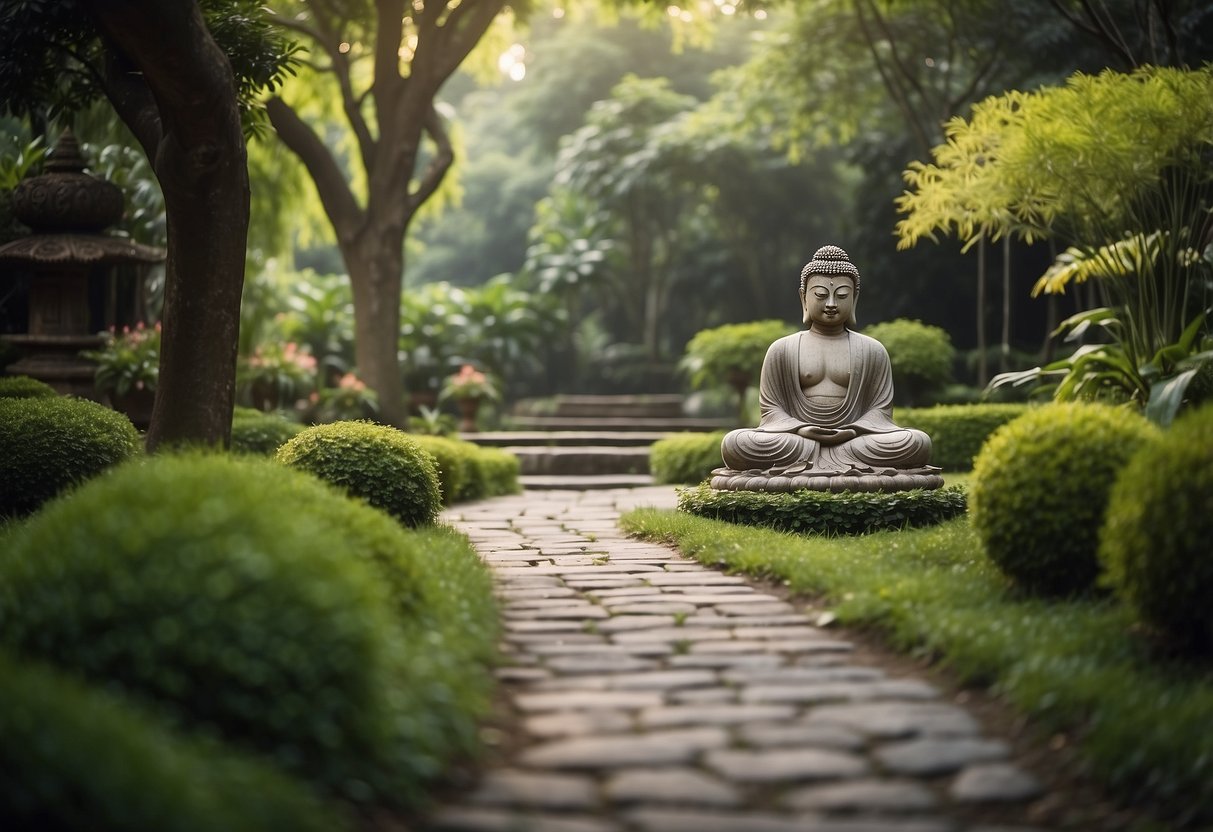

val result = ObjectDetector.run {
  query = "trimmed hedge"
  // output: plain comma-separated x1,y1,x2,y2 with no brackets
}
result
970,402,1158,596
277,420,442,527
464,445,521,500
0,395,142,517
651,430,729,484
0,374,57,399
897,403,1030,471
0,455,409,802
407,435,521,504
1101,403,1213,651
864,318,955,407
0,651,347,832
677,482,967,535
229,406,303,456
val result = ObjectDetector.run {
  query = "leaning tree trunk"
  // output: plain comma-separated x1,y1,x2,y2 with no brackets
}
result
87,0,248,451
976,237,988,386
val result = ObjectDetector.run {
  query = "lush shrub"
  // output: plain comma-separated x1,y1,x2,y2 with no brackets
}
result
229,406,304,456
464,446,521,500
0,374,57,399
897,403,1030,471
678,483,967,535
1100,404,1213,651
682,320,796,390
0,396,141,517
0,454,415,802
865,318,956,407
277,421,441,527
410,434,471,504
651,431,729,484
970,402,1158,595
0,651,348,832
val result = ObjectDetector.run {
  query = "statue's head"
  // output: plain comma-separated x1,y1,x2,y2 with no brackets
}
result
799,245,860,328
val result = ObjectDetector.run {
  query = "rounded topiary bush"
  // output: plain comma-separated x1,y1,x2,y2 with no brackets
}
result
0,651,348,832
465,446,521,500
229,406,303,456
651,431,729,484
0,374,58,399
1100,403,1213,650
970,401,1158,595
897,404,1030,471
0,395,142,517
409,434,471,505
0,454,410,801
277,421,441,527
865,318,955,407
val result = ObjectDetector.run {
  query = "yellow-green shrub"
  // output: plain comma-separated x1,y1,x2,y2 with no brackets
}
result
970,402,1158,595
229,407,303,455
1100,404,1213,651
277,421,441,526
651,431,729,484
897,403,1029,471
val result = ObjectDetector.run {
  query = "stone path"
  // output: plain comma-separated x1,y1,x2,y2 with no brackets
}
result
427,486,1048,832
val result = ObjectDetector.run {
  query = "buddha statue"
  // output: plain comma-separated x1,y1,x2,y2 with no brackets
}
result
713,245,942,492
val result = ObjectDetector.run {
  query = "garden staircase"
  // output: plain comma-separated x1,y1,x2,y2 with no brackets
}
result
462,394,732,490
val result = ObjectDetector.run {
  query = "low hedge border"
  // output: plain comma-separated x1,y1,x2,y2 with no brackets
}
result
896,403,1030,471
651,431,728,484
677,482,967,535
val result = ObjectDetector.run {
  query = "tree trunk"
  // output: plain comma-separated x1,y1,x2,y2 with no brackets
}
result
86,0,247,451
1001,236,1011,373
976,237,988,386
346,236,407,427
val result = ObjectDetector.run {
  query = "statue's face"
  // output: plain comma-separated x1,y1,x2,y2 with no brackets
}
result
800,274,856,329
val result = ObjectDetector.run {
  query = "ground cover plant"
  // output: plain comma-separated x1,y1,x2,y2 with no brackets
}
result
678,483,966,535
620,509,1213,825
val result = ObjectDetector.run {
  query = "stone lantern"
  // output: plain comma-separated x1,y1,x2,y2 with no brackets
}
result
0,131,164,399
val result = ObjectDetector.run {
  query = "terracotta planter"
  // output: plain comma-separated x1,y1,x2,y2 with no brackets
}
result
456,397,481,432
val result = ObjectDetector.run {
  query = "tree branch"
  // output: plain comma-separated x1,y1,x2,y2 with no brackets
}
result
266,96,364,244
409,104,454,212
853,0,934,156
435,0,507,81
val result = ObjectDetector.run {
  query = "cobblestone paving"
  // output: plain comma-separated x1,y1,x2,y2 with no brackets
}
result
428,487,1047,832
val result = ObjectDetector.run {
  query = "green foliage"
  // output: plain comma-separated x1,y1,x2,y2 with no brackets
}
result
0,374,57,399
0,455,404,801
81,323,161,396
0,651,348,832
864,318,955,406
896,403,1030,471
621,508,1213,824
0,396,141,518
678,483,967,535
0,454,498,807
229,406,303,455
277,421,441,527
650,430,728,484
682,320,795,391
1100,404,1213,651
970,402,1158,595
309,373,379,423
408,434,520,504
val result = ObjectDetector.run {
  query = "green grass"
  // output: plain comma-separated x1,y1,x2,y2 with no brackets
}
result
620,507,1213,826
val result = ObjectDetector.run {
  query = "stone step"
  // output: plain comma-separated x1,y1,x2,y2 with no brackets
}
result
507,446,651,476
519,473,656,490
506,416,731,432
515,394,688,421
463,431,668,448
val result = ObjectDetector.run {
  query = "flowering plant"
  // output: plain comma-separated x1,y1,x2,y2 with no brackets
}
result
82,321,160,396
309,373,379,423
238,341,318,409
438,364,500,402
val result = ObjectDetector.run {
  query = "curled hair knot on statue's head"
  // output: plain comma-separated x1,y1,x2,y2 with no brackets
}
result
799,244,861,293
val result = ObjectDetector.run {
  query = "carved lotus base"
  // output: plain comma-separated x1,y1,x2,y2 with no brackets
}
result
710,465,944,493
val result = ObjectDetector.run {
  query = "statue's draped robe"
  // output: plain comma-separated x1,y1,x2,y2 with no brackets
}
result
720,331,931,473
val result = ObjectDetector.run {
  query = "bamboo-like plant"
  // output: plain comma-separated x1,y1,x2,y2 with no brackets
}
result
896,66,1213,422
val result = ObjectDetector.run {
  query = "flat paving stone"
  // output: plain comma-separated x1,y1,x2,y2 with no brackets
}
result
950,763,1043,803
604,767,743,806
737,722,865,751
532,669,717,691
521,727,728,768
876,737,1011,776
783,778,939,812
524,710,634,737
624,808,806,832
807,702,980,738
640,703,796,728
705,748,869,782
595,615,678,633
431,807,620,832
469,769,599,809
515,690,665,712
802,819,956,832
